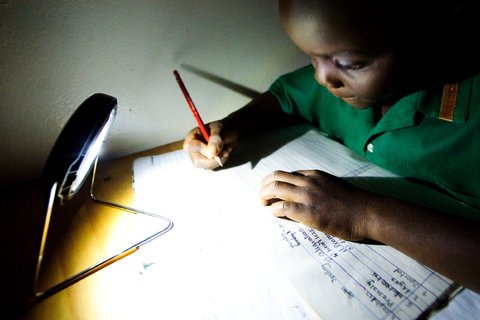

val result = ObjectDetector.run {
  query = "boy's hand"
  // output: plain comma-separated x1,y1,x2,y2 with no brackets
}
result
259,170,372,241
183,121,236,169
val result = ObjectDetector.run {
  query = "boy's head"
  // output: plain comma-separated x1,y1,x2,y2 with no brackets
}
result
278,0,475,109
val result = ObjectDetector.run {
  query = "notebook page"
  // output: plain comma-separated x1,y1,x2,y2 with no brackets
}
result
132,144,318,319
133,124,468,319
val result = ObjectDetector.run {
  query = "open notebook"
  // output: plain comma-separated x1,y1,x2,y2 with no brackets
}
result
132,124,475,319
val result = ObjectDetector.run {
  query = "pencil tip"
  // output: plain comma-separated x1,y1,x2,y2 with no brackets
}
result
214,156,223,167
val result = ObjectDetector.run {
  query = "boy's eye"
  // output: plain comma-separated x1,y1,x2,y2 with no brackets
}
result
333,60,365,71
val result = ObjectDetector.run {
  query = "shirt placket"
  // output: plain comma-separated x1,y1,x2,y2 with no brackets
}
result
362,104,417,160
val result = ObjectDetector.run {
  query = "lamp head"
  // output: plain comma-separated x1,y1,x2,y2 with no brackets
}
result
43,93,117,204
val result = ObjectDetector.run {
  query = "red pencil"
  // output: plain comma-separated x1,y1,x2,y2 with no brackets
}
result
173,69,223,167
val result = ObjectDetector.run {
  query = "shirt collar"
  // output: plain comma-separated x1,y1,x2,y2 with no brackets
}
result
366,78,472,139
368,93,418,137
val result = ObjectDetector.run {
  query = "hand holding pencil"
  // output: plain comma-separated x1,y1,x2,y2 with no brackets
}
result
174,69,224,168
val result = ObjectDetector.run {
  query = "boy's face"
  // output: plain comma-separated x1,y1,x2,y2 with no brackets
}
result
280,1,404,109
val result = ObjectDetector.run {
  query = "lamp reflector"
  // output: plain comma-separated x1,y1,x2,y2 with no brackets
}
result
42,93,117,204
70,110,115,194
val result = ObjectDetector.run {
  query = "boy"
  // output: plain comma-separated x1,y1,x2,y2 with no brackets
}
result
182,0,480,292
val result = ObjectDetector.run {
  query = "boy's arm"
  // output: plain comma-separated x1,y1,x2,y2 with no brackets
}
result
366,194,480,293
260,169,480,292
221,91,305,138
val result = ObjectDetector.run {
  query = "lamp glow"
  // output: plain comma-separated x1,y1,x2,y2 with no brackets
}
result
70,110,115,195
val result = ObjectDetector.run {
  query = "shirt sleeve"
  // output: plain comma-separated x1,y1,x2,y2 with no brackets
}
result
268,64,317,116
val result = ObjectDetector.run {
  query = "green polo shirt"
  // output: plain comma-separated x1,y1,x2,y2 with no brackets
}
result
269,64,480,216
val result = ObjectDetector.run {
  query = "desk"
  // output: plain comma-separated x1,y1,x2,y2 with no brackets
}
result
2,141,182,319
2,139,479,319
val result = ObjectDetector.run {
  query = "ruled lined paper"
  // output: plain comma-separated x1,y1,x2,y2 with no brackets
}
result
133,124,468,319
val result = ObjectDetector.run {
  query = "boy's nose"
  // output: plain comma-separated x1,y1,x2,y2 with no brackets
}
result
314,59,343,89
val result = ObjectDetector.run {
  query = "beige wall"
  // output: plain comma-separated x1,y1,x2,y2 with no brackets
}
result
0,0,307,187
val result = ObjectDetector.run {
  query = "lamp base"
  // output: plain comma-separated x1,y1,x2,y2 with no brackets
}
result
31,158,173,304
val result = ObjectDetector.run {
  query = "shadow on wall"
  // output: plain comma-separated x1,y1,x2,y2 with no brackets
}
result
180,64,261,99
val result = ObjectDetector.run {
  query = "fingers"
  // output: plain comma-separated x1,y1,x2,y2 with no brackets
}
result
259,169,324,226
269,200,305,221
259,170,309,206
207,122,223,157
260,170,308,188
202,134,223,161
259,169,367,240
183,122,233,169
